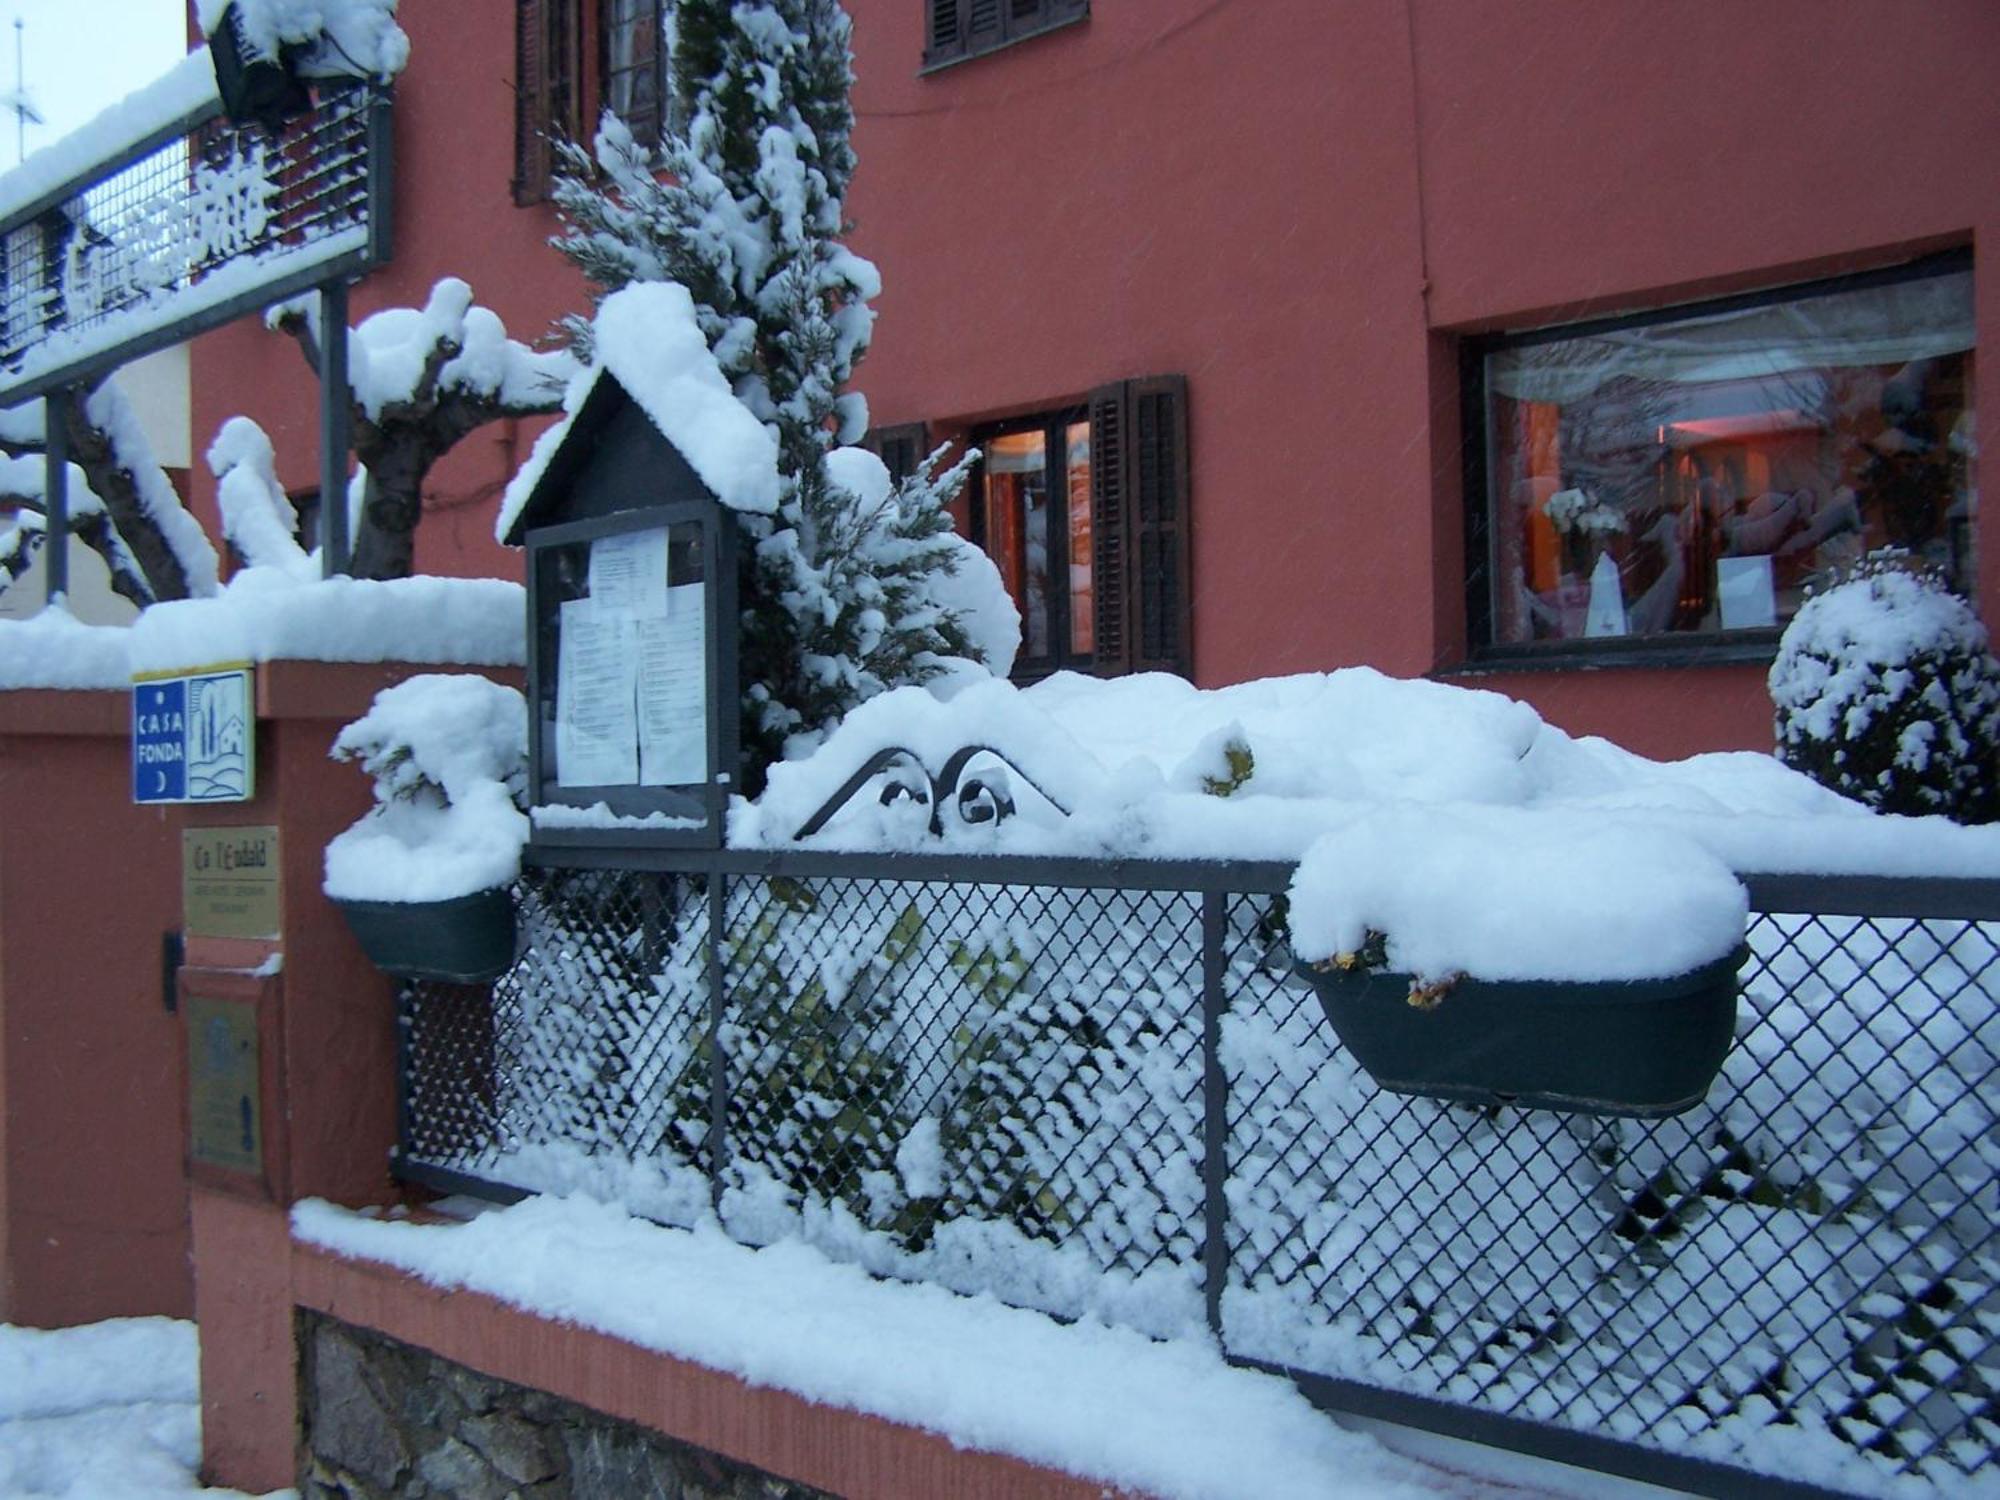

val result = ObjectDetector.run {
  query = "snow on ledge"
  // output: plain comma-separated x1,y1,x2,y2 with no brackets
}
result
0,607,136,691
291,1195,1487,1500
128,568,524,676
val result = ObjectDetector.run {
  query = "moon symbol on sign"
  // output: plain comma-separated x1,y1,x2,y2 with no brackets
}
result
153,770,169,794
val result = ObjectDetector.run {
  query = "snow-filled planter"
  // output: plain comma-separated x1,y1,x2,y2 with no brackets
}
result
325,674,530,985
1292,944,1746,1117
1287,809,1751,1118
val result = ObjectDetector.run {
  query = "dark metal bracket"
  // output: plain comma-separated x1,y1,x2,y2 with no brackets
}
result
791,743,1070,840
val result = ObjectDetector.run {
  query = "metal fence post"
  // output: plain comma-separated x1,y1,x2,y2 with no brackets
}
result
318,280,350,577
706,866,729,1208
1201,889,1229,1342
42,385,68,603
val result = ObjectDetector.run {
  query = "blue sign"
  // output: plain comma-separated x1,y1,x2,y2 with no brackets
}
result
133,667,253,804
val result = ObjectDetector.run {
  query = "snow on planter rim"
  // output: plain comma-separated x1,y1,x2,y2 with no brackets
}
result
1288,804,1749,984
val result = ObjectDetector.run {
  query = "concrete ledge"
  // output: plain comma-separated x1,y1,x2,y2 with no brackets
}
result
292,1240,1124,1500
257,661,523,723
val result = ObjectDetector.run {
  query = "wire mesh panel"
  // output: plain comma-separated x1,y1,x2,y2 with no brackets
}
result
1223,896,2000,1498
402,866,715,1226
0,83,387,401
397,861,2000,1498
711,873,1208,1335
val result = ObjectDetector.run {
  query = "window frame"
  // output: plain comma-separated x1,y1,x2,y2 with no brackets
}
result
1461,249,1977,669
923,0,1089,73
969,405,1094,681
514,0,672,207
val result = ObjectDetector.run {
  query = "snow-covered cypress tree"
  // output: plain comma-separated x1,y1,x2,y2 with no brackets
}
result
552,0,982,791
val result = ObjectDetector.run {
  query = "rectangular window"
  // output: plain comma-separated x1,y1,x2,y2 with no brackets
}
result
1471,256,1976,653
515,0,671,205
602,0,670,150
925,0,1088,70
965,376,1191,681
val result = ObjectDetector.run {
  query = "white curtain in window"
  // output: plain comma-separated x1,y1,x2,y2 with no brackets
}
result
1490,271,1973,403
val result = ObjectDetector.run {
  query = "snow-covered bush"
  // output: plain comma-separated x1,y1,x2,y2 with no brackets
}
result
323,673,529,902
1770,553,2000,825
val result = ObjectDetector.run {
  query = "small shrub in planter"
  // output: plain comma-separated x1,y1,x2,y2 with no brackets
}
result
1770,552,2000,825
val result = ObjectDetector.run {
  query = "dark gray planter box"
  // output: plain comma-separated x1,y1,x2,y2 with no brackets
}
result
334,887,517,984
1294,946,1746,1118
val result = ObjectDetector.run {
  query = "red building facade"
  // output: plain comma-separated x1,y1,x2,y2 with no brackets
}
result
188,0,2000,759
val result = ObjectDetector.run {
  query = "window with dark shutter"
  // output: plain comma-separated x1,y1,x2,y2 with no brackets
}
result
924,0,1087,70
513,0,582,206
960,378,1191,682
603,0,671,149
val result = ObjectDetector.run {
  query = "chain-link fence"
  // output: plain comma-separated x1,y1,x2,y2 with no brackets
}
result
397,855,2000,1499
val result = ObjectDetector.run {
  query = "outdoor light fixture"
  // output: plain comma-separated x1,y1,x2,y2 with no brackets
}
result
207,2,312,133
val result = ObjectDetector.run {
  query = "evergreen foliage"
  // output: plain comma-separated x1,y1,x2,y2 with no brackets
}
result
1770,551,2000,824
552,0,983,793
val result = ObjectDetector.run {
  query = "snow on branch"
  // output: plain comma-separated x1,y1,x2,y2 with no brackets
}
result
269,277,577,578
209,416,313,578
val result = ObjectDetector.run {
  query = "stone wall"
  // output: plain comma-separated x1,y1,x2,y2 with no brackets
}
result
298,1311,838,1499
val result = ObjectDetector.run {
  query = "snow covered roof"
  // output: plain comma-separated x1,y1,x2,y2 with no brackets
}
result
497,283,780,545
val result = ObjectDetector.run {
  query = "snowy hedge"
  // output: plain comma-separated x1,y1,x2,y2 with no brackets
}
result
1770,555,2000,825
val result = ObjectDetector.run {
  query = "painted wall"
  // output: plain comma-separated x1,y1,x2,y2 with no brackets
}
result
187,0,2000,757
0,692,190,1326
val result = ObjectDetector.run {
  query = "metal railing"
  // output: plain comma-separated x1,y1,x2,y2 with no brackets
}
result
396,851,2000,1500
0,77,390,405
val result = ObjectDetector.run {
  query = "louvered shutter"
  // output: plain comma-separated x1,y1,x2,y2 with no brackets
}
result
1090,377,1192,679
512,0,552,206
1088,382,1131,674
514,0,583,205
926,0,966,65
1128,375,1192,676
967,0,1005,53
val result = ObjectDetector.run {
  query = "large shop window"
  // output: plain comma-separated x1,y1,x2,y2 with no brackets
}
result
1472,257,1976,654
969,377,1191,680
925,0,1088,70
514,0,672,205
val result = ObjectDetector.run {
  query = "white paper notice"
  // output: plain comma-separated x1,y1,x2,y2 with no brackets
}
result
1716,555,1778,629
638,583,707,786
556,600,639,787
588,528,669,617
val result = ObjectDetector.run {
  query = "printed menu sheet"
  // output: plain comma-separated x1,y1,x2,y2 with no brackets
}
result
638,583,706,786
555,529,708,789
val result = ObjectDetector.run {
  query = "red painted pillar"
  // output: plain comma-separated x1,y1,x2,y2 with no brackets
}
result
187,661,518,1492
0,689,191,1327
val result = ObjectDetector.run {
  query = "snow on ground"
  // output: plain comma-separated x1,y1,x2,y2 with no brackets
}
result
0,1318,289,1499
293,1195,1554,1500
